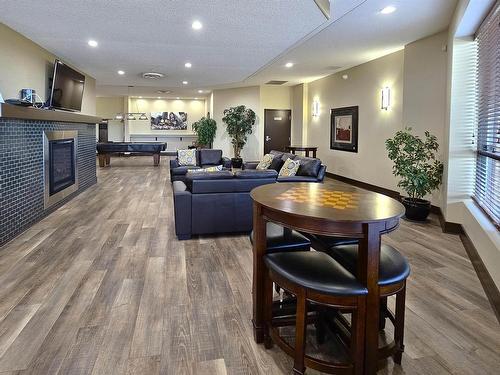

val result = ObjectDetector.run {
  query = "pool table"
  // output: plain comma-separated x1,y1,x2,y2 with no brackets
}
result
96,142,167,167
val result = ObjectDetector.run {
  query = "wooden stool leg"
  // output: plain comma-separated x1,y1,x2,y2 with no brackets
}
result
153,153,160,166
393,283,406,365
379,296,388,330
293,290,307,375
263,271,274,349
351,297,366,375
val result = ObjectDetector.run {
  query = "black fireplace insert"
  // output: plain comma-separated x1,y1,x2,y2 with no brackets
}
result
49,138,76,195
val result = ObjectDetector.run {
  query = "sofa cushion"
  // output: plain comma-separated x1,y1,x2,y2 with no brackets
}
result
256,154,274,170
295,156,322,177
177,149,197,166
235,170,278,179
281,153,296,162
199,149,222,166
171,165,201,175
279,158,300,177
269,151,285,171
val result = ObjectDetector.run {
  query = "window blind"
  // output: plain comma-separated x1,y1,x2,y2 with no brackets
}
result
474,2,500,228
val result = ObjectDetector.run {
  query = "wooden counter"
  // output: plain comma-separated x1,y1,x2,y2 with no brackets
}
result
0,103,101,124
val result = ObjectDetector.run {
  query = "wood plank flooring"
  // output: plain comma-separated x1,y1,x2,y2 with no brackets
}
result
0,156,498,374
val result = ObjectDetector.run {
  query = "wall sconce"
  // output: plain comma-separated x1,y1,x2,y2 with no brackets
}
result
312,100,320,117
381,87,391,110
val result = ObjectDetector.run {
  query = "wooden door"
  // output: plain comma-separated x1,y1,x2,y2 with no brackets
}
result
264,109,291,154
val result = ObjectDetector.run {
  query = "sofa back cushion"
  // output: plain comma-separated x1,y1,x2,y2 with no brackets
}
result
295,156,322,177
235,170,278,179
268,150,285,171
199,149,222,166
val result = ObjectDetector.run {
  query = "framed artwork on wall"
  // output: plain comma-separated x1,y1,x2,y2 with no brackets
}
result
150,112,188,130
330,106,358,153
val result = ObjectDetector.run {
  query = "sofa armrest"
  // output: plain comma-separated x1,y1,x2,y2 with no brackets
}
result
277,176,319,183
170,158,180,169
242,161,259,170
317,165,326,182
221,157,232,169
173,181,192,240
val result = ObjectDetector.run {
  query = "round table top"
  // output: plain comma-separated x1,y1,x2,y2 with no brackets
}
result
251,182,405,224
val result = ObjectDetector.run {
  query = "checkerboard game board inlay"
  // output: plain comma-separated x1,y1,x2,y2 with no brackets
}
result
275,186,360,209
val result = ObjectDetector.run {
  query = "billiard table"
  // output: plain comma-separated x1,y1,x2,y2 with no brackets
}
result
96,142,167,167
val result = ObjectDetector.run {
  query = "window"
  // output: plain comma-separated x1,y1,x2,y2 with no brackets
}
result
474,3,499,228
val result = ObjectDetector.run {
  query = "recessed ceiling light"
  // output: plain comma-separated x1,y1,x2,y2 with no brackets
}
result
192,20,203,30
88,40,98,47
342,74,349,80
182,81,188,85
157,96,161,99
176,97,180,99
185,62,192,68
198,90,203,93
380,6,396,14
138,96,143,98
117,70,125,75
285,62,294,68
194,97,198,100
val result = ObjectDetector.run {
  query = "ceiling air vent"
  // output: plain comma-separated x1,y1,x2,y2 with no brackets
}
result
266,80,288,85
142,72,165,79
157,90,172,94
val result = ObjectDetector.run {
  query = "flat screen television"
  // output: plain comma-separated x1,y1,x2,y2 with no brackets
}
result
49,59,85,112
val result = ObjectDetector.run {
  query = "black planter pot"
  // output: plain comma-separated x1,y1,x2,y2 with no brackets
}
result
231,157,243,169
401,197,431,221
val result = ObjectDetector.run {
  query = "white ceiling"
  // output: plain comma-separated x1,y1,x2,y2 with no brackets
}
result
0,0,457,97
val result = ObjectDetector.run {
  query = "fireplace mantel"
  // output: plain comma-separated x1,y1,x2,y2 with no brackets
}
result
0,103,101,124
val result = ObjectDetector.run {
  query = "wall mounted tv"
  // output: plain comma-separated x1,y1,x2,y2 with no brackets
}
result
49,59,85,112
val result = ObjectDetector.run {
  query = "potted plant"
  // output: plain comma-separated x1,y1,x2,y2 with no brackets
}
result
192,116,217,148
385,127,443,221
222,105,256,168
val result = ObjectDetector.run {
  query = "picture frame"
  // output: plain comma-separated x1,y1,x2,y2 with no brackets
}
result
330,106,358,153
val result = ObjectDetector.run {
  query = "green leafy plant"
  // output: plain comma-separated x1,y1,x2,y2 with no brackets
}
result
385,127,443,200
222,105,256,158
192,117,217,147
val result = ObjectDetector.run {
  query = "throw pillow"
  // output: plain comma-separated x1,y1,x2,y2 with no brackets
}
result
178,149,197,166
278,158,300,177
256,154,274,170
187,165,223,173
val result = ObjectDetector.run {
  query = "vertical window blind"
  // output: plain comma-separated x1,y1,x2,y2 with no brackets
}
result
474,2,499,228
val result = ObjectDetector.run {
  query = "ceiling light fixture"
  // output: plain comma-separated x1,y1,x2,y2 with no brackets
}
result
182,81,188,85
192,20,203,30
88,40,98,47
285,62,294,68
194,97,198,100
157,96,161,99
185,62,192,68
176,97,180,99
198,90,203,93
138,96,143,99
380,6,396,14
117,70,125,75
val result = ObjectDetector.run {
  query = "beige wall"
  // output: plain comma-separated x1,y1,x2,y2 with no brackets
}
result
291,84,305,145
126,97,205,135
402,31,449,206
212,86,261,160
0,23,96,115
96,96,125,119
306,50,405,193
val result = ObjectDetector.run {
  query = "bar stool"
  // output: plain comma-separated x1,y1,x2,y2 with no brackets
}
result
263,251,368,375
250,222,311,253
325,244,410,364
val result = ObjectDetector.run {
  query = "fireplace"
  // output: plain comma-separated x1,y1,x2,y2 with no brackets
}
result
43,131,78,208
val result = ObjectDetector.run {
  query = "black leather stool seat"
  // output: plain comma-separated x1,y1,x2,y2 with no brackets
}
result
326,244,410,286
264,251,368,296
250,223,311,253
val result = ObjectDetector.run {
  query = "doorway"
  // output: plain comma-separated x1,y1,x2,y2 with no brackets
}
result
264,109,291,154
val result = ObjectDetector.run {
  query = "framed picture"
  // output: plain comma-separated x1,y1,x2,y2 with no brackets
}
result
330,106,358,153
150,112,188,130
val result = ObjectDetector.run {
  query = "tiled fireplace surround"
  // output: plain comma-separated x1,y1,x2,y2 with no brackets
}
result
0,118,97,246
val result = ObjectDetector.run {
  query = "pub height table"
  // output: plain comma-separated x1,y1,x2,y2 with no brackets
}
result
250,182,405,375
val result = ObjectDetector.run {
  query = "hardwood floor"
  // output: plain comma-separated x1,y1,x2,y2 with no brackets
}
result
0,156,498,375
